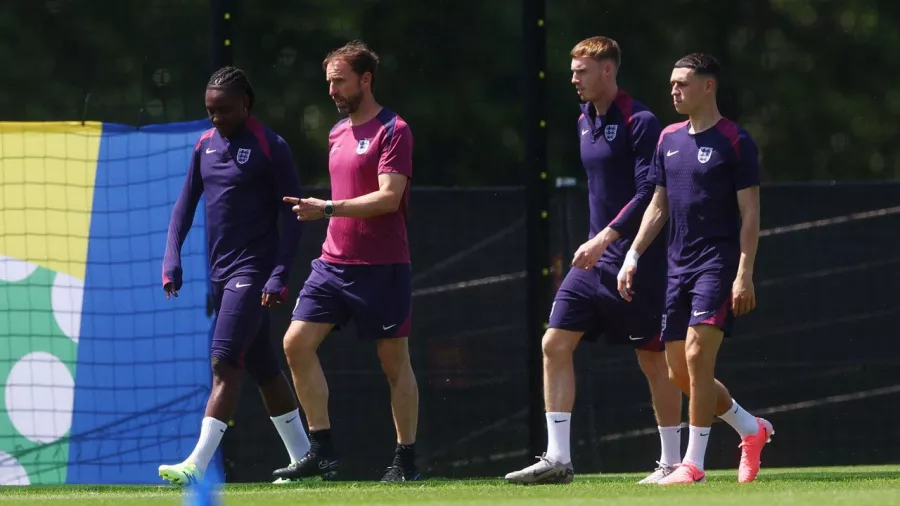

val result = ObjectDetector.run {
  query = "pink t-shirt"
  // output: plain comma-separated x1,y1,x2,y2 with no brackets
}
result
320,108,413,265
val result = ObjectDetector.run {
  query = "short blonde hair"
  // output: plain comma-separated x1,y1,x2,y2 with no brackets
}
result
570,36,621,67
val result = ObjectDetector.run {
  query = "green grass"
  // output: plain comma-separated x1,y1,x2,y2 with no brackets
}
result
1,466,899,506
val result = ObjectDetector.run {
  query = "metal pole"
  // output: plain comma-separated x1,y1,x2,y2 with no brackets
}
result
211,0,234,72
523,0,550,462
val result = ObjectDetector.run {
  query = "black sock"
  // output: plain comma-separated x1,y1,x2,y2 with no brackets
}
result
310,429,336,459
393,443,416,471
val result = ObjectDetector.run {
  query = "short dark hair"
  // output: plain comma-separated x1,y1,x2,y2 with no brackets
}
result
674,53,722,80
207,66,256,109
323,40,380,91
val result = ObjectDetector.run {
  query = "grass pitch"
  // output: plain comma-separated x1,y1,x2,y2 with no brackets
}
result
1,465,898,506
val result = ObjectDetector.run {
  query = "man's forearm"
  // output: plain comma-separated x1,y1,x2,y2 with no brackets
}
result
333,190,400,219
595,227,621,248
737,211,759,278
631,192,668,255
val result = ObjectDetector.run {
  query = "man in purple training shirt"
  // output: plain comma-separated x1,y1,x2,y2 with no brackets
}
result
159,67,311,486
273,40,420,483
505,35,683,486
619,53,773,485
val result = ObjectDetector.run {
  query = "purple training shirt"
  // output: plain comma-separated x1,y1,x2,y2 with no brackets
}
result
578,90,666,269
162,116,304,298
649,118,760,275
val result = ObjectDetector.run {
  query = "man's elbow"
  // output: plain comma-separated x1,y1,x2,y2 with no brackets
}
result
740,208,760,230
739,199,760,221
650,202,667,221
380,191,403,214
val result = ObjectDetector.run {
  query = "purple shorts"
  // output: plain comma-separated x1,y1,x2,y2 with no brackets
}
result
662,267,736,342
209,273,280,383
549,261,665,351
292,259,412,340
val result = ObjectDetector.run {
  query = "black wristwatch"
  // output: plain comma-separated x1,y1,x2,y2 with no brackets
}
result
323,200,334,218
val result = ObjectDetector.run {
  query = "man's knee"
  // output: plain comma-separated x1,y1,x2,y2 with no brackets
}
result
210,356,241,384
541,328,580,359
376,337,413,383
283,321,331,359
664,346,690,392
685,324,723,369
667,363,688,388
684,338,702,365
636,349,668,383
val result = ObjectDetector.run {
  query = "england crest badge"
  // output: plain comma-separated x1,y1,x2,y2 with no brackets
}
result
604,124,618,141
356,139,371,155
236,148,251,165
697,147,713,164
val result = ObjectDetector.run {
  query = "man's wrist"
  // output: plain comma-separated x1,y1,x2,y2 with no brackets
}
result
323,199,334,218
625,249,640,265
597,227,620,247
264,274,285,288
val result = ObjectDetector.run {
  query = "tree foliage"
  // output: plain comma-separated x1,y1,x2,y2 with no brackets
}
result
2,0,896,184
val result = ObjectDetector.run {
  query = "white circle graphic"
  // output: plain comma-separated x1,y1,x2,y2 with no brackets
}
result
51,272,84,343
6,352,75,444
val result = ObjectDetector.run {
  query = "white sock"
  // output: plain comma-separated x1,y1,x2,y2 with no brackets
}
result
683,425,710,470
186,417,228,473
545,412,571,464
658,426,682,466
271,409,311,463
717,399,759,438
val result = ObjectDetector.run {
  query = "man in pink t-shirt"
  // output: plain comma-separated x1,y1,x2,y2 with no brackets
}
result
276,40,419,484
